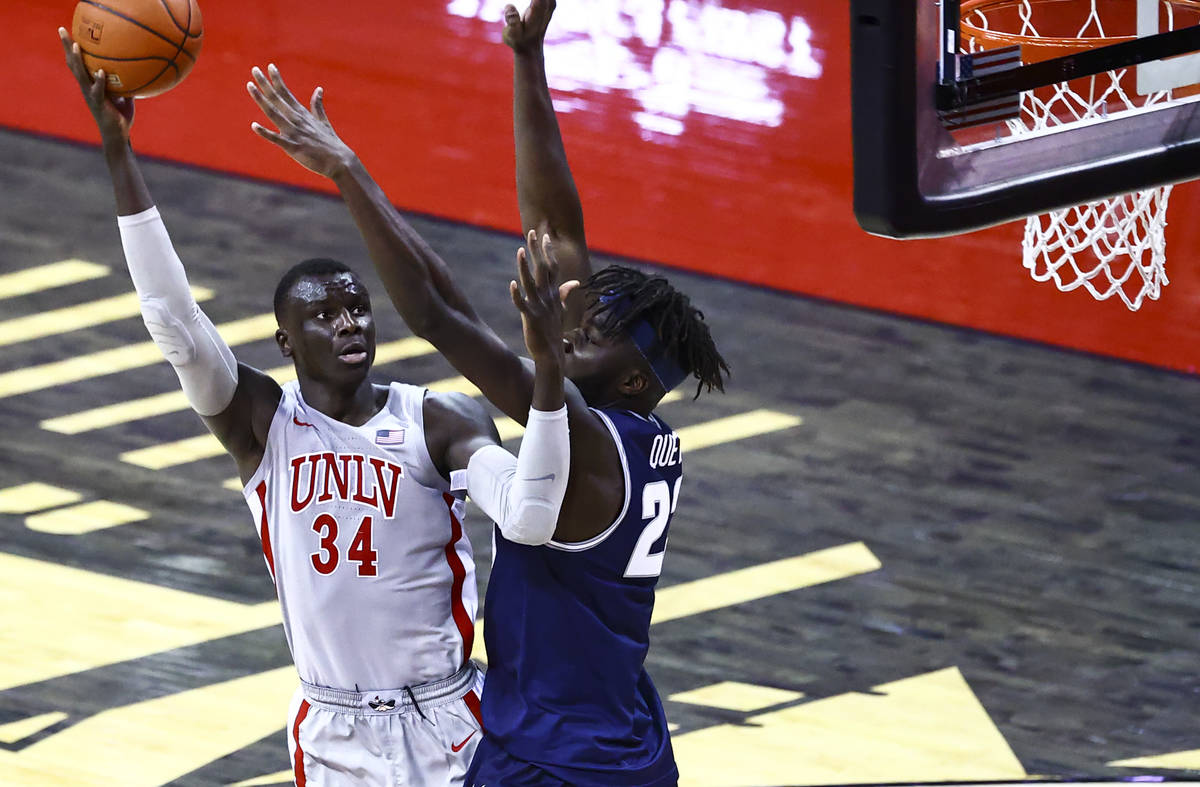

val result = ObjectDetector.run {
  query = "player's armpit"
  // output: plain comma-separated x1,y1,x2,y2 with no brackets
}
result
201,363,283,484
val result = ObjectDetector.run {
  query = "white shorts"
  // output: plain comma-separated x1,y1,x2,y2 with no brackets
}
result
287,662,485,787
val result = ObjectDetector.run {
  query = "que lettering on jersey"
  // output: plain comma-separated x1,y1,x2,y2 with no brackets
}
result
289,452,405,517
648,432,681,468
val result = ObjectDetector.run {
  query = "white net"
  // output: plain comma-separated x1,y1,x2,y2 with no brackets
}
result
964,0,1175,310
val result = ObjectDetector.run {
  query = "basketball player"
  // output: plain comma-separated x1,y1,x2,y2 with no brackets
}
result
246,22,729,779
60,28,576,787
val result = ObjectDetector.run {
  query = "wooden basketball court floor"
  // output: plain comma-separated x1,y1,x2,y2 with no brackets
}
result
1,125,1199,785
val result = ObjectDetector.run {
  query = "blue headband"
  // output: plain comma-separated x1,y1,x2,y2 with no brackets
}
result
599,293,689,393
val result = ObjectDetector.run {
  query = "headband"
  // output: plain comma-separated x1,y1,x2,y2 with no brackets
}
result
598,293,689,393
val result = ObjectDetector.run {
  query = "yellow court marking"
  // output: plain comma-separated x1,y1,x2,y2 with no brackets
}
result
0,551,279,692
1110,749,1200,770
0,288,214,348
473,542,879,666
0,666,297,787
676,409,802,451
0,259,109,300
223,477,245,493
122,433,227,469
0,483,82,514
0,313,279,400
668,681,804,712
25,500,150,535
0,712,68,744
424,374,482,397
673,667,1027,787
652,541,881,625
41,336,435,434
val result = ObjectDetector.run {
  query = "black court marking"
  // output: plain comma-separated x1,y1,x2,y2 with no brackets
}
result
79,0,196,62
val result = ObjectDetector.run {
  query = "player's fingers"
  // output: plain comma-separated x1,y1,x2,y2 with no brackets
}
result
530,233,554,293
250,66,291,115
63,38,91,87
311,87,329,124
58,27,78,69
503,4,520,27
510,280,527,313
251,121,289,148
559,279,580,305
115,96,136,124
247,81,292,129
91,70,108,103
268,63,307,113
520,231,542,299
540,234,559,288
516,245,538,305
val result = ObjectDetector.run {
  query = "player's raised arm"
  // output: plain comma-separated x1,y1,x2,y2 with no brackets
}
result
60,28,280,481
464,234,574,545
503,0,592,327
246,64,551,426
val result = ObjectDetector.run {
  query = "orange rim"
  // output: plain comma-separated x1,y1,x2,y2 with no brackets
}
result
962,0,1200,57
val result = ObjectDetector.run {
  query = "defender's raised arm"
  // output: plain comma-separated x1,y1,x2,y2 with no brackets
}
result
503,0,592,326
246,64,581,428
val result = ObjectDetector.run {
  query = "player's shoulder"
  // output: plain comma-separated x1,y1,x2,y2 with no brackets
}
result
595,406,673,436
421,389,496,437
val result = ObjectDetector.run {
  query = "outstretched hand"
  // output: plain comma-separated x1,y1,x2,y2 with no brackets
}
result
247,64,354,179
59,27,134,145
501,0,556,53
511,229,578,366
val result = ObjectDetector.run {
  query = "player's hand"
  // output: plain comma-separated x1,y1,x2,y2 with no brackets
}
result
502,0,556,54
59,27,135,146
247,64,354,179
512,230,577,366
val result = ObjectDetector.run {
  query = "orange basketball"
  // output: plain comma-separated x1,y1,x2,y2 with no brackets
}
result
71,0,203,98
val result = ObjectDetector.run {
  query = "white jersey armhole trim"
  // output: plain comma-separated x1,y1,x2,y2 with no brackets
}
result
546,408,629,553
411,384,454,494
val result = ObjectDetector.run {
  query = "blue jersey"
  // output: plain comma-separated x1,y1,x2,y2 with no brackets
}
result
475,407,682,787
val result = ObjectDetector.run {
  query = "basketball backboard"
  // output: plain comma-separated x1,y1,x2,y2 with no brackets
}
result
851,0,1200,239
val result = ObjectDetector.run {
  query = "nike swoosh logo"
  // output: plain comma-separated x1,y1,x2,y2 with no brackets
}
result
521,473,556,482
293,417,315,428
450,729,477,752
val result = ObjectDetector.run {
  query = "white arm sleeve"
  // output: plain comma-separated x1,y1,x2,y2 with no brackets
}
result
118,206,238,416
466,405,569,546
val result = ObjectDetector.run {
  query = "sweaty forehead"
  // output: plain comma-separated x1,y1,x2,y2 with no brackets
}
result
289,273,365,304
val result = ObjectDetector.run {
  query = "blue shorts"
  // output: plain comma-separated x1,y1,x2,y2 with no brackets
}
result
464,735,570,787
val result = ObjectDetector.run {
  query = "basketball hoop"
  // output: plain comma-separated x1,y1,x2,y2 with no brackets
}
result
961,0,1200,310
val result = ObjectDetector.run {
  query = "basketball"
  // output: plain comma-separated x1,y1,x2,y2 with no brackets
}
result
71,0,203,98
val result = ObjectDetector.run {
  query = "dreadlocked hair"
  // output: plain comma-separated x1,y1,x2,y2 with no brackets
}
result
586,265,730,399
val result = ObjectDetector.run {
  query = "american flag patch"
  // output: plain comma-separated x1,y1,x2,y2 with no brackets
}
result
375,428,405,446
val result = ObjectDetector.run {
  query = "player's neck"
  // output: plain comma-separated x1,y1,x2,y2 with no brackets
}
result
297,376,384,426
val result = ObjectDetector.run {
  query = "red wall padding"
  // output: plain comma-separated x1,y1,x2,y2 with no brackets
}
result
8,0,1200,373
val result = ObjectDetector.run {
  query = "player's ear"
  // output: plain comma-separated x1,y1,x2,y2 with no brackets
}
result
275,327,293,358
617,368,648,397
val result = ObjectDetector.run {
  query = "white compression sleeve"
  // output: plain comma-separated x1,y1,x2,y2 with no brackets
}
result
467,405,570,546
117,206,238,416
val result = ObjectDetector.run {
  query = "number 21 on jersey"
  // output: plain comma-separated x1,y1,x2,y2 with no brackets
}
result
624,477,682,578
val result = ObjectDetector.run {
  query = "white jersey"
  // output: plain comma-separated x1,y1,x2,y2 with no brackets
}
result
243,381,477,691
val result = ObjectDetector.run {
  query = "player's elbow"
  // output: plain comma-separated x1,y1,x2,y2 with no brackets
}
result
499,501,558,546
